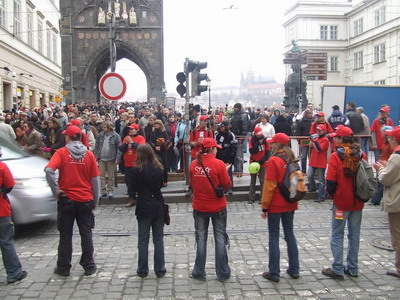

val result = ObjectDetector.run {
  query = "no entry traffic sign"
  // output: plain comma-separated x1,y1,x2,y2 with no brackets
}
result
99,72,127,101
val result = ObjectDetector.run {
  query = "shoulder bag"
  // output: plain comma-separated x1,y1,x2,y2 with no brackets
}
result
200,162,224,198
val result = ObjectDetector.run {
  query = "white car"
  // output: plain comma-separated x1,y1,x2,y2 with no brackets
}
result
0,134,57,225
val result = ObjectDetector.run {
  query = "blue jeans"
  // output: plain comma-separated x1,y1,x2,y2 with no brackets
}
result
234,139,244,173
192,208,230,280
0,217,24,282
299,146,309,174
267,211,299,279
371,181,384,205
373,149,381,163
307,167,326,201
360,138,369,158
330,206,362,275
137,216,166,276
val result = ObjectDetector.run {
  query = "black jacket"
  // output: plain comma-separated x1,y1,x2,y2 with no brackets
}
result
296,117,313,136
215,130,237,164
274,115,292,136
230,111,248,136
345,109,364,134
132,165,165,219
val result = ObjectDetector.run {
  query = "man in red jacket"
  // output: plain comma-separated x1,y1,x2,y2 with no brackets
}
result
248,126,269,204
307,125,329,202
0,147,27,283
117,123,146,207
45,125,100,277
189,115,213,160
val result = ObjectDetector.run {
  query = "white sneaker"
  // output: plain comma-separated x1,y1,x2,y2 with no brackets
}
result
108,192,114,198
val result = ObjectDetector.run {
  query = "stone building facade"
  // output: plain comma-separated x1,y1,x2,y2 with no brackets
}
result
283,0,400,108
0,0,62,111
60,0,164,104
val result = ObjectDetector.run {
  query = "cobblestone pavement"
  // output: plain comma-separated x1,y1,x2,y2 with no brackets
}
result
1,201,399,300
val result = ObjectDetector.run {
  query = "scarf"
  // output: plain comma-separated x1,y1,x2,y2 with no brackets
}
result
337,143,359,177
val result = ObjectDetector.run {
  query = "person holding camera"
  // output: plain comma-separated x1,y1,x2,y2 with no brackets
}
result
189,138,232,282
307,125,329,202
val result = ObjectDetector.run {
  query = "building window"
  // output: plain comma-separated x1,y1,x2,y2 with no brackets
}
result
374,80,385,85
46,25,51,59
329,56,338,71
52,32,57,63
374,43,386,63
0,0,6,28
37,18,43,53
375,7,385,26
142,10,146,18
320,25,337,40
27,8,33,46
330,26,338,40
13,0,21,37
354,18,363,36
320,25,328,40
354,51,363,69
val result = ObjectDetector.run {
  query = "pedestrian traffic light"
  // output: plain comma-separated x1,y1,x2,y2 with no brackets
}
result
176,72,186,98
191,62,208,97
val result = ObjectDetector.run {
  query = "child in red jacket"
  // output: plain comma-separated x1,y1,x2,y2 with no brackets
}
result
307,125,329,202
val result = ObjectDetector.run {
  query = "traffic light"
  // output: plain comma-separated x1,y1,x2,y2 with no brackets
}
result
176,72,186,98
191,62,208,97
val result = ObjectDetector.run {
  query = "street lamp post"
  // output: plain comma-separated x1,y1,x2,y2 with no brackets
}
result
207,77,211,112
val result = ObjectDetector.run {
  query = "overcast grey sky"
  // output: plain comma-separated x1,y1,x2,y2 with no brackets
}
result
115,0,362,100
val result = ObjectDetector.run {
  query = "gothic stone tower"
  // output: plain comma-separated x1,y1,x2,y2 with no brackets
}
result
60,0,164,103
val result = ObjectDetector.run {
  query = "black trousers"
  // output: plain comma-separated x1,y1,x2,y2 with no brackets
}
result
57,197,96,272
124,166,135,199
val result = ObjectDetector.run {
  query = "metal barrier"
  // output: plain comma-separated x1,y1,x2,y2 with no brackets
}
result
178,134,374,181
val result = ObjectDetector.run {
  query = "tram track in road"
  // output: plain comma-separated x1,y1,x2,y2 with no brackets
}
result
16,224,389,239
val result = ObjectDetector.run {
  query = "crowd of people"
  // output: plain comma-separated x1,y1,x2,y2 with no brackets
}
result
0,100,399,284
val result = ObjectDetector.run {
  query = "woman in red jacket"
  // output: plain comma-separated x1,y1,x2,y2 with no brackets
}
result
322,125,364,280
189,138,232,282
260,133,299,282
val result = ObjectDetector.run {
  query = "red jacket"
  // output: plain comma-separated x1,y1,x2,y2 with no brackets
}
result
308,136,329,168
370,118,394,149
326,151,365,211
261,152,298,213
309,122,334,135
249,136,268,167
0,162,15,217
190,154,231,213
122,134,146,167
189,127,213,159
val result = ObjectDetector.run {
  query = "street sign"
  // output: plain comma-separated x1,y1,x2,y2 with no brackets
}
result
306,75,327,81
99,72,127,101
60,90,68,96
303,52,327,81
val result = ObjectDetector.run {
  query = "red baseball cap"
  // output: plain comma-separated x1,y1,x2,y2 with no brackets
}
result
199,115,208,121
380,107,389,114
128,123,139,130
202,138,222,149
331,125,353,137
385,127,400,142
316,112,325,117
316,125,325,131
267,133,290,145
254,127,263,134
70,119,81,126
62,125,82,137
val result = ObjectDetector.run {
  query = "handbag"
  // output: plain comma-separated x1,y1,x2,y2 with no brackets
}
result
163,203,170,225
200,162,224,198
143,177,170,225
